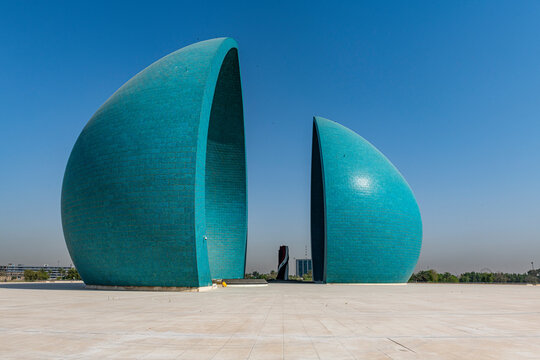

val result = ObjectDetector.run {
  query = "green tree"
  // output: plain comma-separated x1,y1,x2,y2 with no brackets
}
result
411,269,438,282
302,270,313,281
23,269,49,281
24,269,38,281
36,269,50,281
438,272,459,283
65,268,81,280
480,272,494,283
493,272,508,283
526,269,539,284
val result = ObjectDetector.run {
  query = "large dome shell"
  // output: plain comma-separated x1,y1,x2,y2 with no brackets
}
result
61,38,247,288
311,116,422,283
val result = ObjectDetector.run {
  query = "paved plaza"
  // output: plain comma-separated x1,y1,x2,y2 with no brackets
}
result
0,282,539,359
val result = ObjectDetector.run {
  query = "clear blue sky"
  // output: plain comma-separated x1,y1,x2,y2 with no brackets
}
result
1,1,539,274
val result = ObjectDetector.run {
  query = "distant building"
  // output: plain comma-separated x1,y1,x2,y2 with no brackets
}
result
296,259,312,277
0,264,74,280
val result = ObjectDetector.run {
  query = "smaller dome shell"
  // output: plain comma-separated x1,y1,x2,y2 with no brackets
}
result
311,116,422,283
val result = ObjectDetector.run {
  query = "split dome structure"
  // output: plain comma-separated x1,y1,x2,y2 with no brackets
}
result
62,38,422,289
61,38,247,288
310,117,422,283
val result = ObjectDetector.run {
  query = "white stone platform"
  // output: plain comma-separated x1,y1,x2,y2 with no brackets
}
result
0,282,539,359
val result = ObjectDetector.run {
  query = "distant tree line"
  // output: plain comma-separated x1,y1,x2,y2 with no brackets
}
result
245,270,277,281
244,268,540,284
245,270,314,282
23,268,81,282
23,269,51,281
409,269,539,284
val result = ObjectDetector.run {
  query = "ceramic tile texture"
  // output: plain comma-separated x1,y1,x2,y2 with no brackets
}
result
311,117,422,283
61,38,247,288
1,282,539,359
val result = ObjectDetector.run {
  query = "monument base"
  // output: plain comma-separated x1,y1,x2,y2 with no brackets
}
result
85,284,216,292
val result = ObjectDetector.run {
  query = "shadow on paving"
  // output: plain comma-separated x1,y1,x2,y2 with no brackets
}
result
0,282,87,291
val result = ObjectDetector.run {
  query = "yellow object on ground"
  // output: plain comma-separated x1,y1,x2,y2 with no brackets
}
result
222,281,227,287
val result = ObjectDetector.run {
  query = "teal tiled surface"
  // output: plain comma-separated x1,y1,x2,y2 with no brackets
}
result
61,38,247,287
311,117,422,283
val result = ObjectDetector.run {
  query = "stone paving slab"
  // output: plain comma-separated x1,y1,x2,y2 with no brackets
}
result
0,282,539,359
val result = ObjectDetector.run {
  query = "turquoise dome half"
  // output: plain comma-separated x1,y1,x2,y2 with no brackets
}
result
61,38,247,288
311,116,422,283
